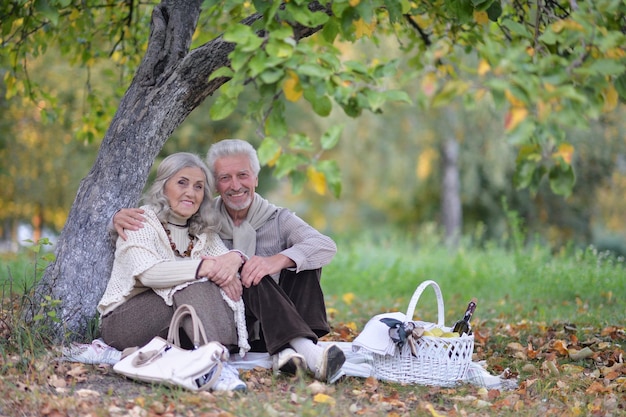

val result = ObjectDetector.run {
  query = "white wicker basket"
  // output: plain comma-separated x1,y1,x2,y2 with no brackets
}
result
371,280,474,386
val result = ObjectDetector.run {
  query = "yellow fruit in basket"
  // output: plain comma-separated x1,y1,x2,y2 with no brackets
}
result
424,327,443,337
441,332,460,338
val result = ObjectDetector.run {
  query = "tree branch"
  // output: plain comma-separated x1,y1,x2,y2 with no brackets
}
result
404,14,431,47
135,0,203,87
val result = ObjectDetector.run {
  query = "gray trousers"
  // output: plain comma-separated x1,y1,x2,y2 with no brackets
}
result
100,281,237,351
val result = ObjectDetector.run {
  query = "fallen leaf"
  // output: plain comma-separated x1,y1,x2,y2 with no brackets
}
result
75,388,100,397
586,381,612,394
313,393,336,405
568,347,594,360
307,381,326,394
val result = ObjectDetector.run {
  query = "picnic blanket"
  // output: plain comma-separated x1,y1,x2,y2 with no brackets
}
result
62,339,518,390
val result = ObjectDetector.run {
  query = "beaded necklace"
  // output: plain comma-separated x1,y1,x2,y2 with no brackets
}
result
165,227,195,258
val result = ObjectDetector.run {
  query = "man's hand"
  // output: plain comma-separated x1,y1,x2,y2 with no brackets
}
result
239,254,295,288
113,208,146,240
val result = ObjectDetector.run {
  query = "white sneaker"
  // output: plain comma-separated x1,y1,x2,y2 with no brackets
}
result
272,347,306,376
212,362,247,392
314,344,346,383
62,339,122,365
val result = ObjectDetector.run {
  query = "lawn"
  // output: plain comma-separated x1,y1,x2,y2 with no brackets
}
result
0,232,624,416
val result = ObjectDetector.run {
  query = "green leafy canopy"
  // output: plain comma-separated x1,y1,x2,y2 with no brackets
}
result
1,0,625,197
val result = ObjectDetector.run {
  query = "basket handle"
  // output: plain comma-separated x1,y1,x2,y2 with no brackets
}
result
405,280,445,327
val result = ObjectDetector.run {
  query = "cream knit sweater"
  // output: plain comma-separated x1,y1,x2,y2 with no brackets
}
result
98,205,249,355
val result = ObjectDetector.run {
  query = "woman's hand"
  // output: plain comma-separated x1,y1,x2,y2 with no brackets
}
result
113,208,146,240
199,252,242,287
220,276,243,301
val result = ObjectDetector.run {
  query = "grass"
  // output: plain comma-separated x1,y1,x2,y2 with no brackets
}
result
323,232,625,330
0,232,625,416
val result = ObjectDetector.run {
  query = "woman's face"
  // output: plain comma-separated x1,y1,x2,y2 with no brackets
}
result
163,166,206,219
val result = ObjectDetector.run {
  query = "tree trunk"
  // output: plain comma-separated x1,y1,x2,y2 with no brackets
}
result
441,137,462,248
34,0,217,340
34,0,327,341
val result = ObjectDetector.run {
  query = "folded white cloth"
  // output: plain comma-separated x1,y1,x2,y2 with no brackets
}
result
351,312,406,356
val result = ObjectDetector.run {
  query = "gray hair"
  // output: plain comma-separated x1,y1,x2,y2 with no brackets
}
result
142,152,220,235
206,139,261,183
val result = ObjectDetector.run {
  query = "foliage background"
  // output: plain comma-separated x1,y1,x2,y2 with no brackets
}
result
2,35,626,254
1,1,626,254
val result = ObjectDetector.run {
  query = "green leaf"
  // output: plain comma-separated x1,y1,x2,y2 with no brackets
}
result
501,18,532,39
258,137,282,165
471,0,494,11
342,96,363,118
208,67,234,81
274,153,301,178
248,52,275,78
229,49,250,72
223,24,254,43
284,2,329,27
506,120,536,145
289,133,314,151
266,39,294,59
384,90,413,105
344,60,369,75
297,63,332,78
210,94,237,120
365,90,386,111
384,0,404,23
316,160,342,197
259,68,284,84
304,89,333,116
449,0,474,24
35,0,60,26
321,16,340,43
321,125,343,150
289,169,307,194
614,72,626,104
486,1,502,21
265,102,288,138
585,59,626,76
538,30,558,45
549,162,575,197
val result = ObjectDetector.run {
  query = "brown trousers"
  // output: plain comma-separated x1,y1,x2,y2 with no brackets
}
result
100,281,237,351
243,268,330,355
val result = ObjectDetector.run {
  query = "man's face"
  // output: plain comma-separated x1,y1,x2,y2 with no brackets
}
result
214,154,258,214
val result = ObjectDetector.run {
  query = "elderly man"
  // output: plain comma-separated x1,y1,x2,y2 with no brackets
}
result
113,139,344,383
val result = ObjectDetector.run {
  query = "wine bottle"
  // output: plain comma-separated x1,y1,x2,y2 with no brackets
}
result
452,299,477,335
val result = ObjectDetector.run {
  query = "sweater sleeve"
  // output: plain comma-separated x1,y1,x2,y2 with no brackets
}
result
275,209,337,272
138,259,202,288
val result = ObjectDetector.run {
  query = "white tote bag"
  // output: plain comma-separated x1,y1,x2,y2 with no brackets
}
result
113,304,229,391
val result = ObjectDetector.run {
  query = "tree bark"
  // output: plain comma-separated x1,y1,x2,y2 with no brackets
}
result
34,0,206,340
441,137,462,248
438,105,463,248
34,0,328,341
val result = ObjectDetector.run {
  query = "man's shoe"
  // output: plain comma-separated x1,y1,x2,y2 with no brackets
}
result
272,347,306,376
212,362,247,392
314,344,346,383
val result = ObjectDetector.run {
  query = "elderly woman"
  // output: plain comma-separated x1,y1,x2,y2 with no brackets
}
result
98,152,249,391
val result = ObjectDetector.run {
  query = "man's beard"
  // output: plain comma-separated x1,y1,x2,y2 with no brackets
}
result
224,191,253,212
